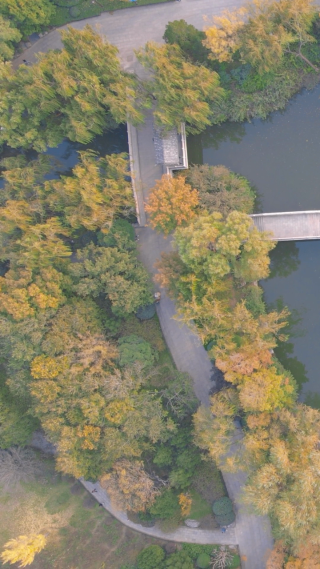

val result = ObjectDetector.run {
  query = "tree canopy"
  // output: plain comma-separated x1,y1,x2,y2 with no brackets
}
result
136,42,224,133
0,25,143,151
0,0,55,36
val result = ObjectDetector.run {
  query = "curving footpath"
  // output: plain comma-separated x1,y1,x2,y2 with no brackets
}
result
15,2,275,566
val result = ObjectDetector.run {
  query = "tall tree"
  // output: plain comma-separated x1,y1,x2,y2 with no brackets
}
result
163,19,211,65
0,16,21,62
145,175,199,235
0,26,144,151
0,0,55,36
184,164,255,216
136,42,224,134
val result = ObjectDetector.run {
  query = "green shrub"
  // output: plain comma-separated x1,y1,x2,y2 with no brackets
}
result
196,553,211,569
69,5,81,16
153,445,173,467
136,545,165,569
215,511,236,527
118,334,157,368
244,285,265,317
98,219,135,249
165,550,193,569
212,497,233,516
136,304,156,320
150,489,180,520
182,544,213,559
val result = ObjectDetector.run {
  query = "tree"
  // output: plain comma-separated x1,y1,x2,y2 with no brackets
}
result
204,0,318,74
136,545,166,569
145,175,199,235
0,447,42,491
163,19,210,64
0,0,55,36
71,243,153,317
239,0,317,73
203,8,246,63
0,26,144,151
184,164,255,216
100,459,160,512
0,16,21,62
1,534,46,567
172,211,275,285
49,151,133,233
118,335,157,369
136,42,224,134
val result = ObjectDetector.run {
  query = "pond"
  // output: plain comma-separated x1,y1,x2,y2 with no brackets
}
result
188,85,320,404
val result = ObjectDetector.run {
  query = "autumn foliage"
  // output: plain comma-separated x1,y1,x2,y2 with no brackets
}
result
145,175,199,235
1,534,46,567
100,459,160,512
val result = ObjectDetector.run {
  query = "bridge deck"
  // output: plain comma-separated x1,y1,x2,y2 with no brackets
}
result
251,211,320,241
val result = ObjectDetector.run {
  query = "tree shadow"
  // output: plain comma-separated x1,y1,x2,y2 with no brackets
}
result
269,242,301,279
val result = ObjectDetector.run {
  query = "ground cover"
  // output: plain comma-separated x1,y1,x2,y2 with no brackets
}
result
0,453,240,568
49,0,173,28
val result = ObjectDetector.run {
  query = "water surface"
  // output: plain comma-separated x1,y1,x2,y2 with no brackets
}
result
188,85,320,401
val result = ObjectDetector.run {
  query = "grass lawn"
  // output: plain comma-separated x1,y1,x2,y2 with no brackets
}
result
189,489,212,520
50,0,174,27
0,456,169,569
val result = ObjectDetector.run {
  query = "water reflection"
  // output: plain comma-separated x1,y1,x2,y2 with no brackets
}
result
188,86,320,396
269,242,300,279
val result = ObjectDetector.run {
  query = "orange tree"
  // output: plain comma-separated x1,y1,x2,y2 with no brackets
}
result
145,175,199,236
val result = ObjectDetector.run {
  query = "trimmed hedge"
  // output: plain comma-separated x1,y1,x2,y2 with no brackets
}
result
215,511,236,527
212,497,233,516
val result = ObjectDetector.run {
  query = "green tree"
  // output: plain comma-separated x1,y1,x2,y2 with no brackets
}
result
0,16,21,62
136,545,165,569
0,0,55,36
136,42,224,134
163,19,210,64
184,164,255,216
70,242,153,317
0,26,144,151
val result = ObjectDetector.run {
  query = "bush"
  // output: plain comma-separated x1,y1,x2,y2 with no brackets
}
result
150,489,180,520
215,511,236,527
212,497,233,516
165,550,193,569
118,334,157,368
136,545,165,569
136,304,156,321
196,553,211,569
69,5,81,16
182,544,213,560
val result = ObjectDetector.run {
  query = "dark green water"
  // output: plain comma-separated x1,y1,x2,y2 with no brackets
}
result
188,85,320,403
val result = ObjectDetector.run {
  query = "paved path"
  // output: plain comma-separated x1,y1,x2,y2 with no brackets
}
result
252,210,320,241
132,116,273,569
80,478,237,545
14,2,275,565
15,0,247,72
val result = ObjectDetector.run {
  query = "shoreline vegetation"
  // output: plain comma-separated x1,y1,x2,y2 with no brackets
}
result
1,0,320,566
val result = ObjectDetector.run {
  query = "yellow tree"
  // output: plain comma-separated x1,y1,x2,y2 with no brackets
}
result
203,8,246,62
48,151,133,233
136,42,224,133
100,459,160,512
145,175,199,235
1,534,46,567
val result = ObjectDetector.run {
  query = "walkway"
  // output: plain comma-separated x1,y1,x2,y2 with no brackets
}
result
14,0,250,72
132,116,273,569
251,211,320,241
15,3,274,566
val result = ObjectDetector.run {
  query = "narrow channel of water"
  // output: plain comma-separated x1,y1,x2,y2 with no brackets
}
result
188,85,320,402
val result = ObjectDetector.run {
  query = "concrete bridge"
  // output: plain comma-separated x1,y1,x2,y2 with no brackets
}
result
251,211,320,241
